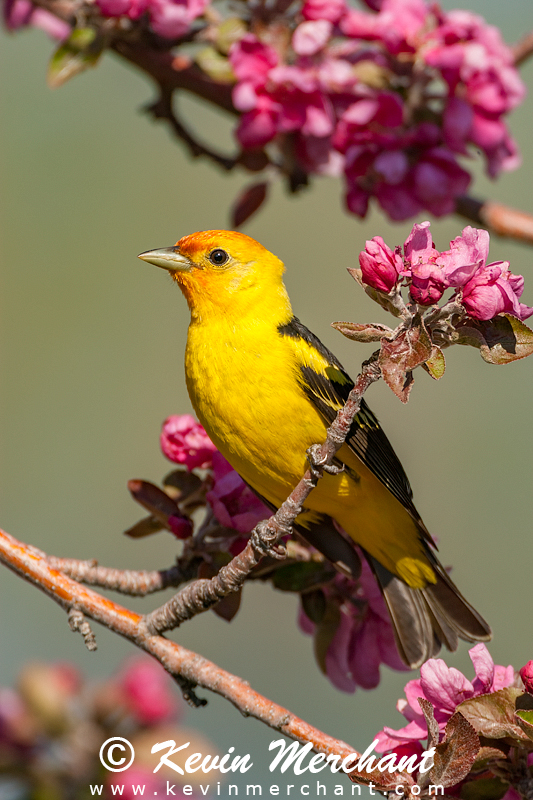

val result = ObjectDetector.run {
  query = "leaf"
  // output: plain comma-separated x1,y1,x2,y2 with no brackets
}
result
162,469,203,501
272,561,334,592
215,17,247,53
418,697,440,752
313,598,340,674
423,346,446,379
194,47,235,83
331,321,394,343
471,745,508,772
124,515,164,539
460,777,510,800
429,711,479,788
457,314,533,365
458,688,528,743
379,317,432,403
212,589,242,622
232,182,268,228
127,479,181,519
515,709,533,740
300,589,326,625
47,28,103,89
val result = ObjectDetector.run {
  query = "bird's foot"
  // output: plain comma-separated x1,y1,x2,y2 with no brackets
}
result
250,521,287,561
306,444,344,477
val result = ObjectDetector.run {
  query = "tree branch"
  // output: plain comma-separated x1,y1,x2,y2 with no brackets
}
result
455,195,533,245
46,555,197,595
0,527,358,761
513,29,533,67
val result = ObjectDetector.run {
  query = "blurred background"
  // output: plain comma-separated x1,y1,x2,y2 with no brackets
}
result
1,0,532,794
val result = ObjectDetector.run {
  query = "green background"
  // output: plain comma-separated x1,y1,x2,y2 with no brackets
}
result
1,0,532,793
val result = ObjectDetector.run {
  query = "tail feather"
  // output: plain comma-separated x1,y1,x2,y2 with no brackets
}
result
369,554,491,669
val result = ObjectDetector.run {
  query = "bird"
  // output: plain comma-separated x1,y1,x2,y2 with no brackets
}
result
138,230,491,668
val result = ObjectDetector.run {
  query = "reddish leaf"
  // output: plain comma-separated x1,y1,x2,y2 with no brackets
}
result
212,589,242,622
331,321,394,343
458,688,528,743
124,515,163,538
457,314,533,364
127,479,181,518
379,318,433,403
418,697,440,751
429,711,479,788
232,182,268,228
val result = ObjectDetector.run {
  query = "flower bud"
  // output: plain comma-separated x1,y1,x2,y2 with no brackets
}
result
359,236,403,294
160,415,217,471
520,661,533,694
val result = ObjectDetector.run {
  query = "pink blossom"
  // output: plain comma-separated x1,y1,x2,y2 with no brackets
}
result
462,262,533,321
4,0,70,37
299,558,407,693
206,452,270,533
95,0,147,18
108,770,172,800
230,35,278,83
359,235,403,294
302,0,346,24
403,221,445,305
520,661,533,695
119,657,180,726
404,222,490,306
375,644,515,752
160,414,217,471
148,0,207,39
292,20,332,57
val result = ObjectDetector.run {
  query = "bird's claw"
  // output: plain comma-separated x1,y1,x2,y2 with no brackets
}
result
306,444,344,476
251,521,287,560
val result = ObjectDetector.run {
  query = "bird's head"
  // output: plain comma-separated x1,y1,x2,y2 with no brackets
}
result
139,230,290,320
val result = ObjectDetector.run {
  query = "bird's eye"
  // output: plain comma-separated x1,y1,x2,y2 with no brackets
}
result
208,248,230,267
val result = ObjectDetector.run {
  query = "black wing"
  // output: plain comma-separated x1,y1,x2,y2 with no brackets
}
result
279,316,424,526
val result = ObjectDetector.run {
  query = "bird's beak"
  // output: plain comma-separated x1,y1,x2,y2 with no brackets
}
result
138,247,191,272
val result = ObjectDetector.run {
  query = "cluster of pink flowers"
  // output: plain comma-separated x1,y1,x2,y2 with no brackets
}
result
161,415,269,544
229,0,524,220
95,0,207,39
0,657,195,800
4,0,207,40
299,559,407,692
375,643,516,752
359,221,533,320
4,0,70,38
5,0,524,222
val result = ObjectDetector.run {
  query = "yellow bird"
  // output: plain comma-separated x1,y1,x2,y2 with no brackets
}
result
139,230,490,668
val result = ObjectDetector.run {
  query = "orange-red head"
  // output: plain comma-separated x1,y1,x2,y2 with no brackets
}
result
139,230,290,321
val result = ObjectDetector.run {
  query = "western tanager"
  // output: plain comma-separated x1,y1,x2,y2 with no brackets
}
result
139,230,490,668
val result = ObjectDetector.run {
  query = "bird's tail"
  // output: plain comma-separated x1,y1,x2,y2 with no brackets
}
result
294,513,491,669
368,554,492,669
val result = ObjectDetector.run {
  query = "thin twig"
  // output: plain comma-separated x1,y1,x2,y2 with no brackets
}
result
68,606,98,651
144,354,382,635
47,556,196,595
0,527,357,761
146,87,238,171
456,195,533,245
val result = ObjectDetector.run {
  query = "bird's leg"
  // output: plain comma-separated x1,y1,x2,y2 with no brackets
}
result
250,520,288,560
306,444,345,478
